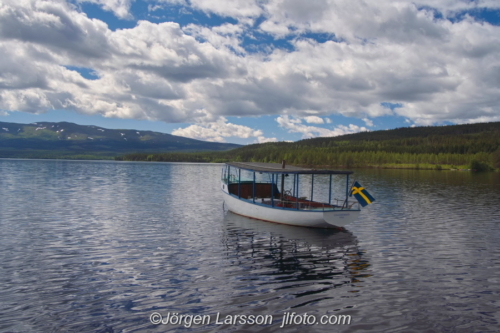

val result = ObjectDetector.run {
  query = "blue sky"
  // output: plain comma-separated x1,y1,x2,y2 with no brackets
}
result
1,0,500,144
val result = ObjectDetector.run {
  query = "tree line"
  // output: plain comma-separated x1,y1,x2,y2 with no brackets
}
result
116,122,500,170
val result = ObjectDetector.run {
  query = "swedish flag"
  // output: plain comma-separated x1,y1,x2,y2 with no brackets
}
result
350,181,375,207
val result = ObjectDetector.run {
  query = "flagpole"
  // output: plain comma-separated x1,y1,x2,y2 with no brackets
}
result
343,179,356,209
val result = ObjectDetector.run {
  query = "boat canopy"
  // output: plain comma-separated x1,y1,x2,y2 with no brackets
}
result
225,162,353,175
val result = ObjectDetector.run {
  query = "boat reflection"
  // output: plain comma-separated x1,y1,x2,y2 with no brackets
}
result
221,211,371,308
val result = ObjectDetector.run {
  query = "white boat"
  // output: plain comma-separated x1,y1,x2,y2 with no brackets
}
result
221,161,365,229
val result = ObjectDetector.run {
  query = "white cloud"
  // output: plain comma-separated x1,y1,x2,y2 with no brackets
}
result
259,20,290,37
1,0,500,136
190,0,262,18
171,117,275,142
256,136,278,143
362,118,374,127
277,115,368,139
183,23,246,54
303,116,324,124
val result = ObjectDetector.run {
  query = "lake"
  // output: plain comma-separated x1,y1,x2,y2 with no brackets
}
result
0,159,499,332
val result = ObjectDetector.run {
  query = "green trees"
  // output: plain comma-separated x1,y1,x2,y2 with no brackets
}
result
469,160,494,172
118,122,500,170
493,148,500,169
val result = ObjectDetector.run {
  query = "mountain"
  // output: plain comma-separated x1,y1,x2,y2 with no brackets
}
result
0,121,240,159
119,122,500,170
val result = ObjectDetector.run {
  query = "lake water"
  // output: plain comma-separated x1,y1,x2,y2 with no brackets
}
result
0,159,499,332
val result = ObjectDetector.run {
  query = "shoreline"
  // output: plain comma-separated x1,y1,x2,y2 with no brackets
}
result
2,157,497,172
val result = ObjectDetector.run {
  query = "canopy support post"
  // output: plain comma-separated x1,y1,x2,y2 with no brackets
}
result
253,172,256,203
329,174,332,205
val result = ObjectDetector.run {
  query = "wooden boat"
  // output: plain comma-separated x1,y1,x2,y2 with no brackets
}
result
221,161,365,229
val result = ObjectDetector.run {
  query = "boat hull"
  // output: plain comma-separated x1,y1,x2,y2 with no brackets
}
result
222,192,360,228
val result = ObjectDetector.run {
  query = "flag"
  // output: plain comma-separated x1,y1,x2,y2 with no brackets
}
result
349,181,375,207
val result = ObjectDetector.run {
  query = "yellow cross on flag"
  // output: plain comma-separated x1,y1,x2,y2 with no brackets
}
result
349,181,375,207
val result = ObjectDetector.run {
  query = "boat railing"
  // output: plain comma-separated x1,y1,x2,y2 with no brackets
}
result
257,196,360,211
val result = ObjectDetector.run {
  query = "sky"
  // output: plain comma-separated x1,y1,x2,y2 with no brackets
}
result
1,0,500,145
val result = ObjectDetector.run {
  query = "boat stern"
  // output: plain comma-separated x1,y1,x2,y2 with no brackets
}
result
323,210,360,227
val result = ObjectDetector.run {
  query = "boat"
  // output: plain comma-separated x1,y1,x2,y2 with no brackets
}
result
221,161,372,229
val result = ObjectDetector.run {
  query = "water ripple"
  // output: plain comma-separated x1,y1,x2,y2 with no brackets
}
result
0,161,499,332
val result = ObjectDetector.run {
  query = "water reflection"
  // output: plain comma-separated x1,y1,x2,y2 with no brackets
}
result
221,212,371,310
2,161,497,332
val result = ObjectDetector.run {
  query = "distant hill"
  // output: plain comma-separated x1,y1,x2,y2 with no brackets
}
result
0,121,240,159
295,121,500,145
119,122,500,170
238,121,500,154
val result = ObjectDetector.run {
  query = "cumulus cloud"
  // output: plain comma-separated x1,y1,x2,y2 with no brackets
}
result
0,2,246,122
172,117,276,142
362,118,374,127
303,116,324,124
256,136,278,143
1,0,500,140
277,115,368,139
189,0,262,21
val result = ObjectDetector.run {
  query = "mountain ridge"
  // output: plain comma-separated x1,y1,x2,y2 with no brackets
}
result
0,121,240,159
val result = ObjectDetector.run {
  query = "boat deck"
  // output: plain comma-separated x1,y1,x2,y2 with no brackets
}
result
257,196,350,211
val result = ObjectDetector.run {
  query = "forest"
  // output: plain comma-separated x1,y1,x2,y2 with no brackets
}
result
116,122,500,171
